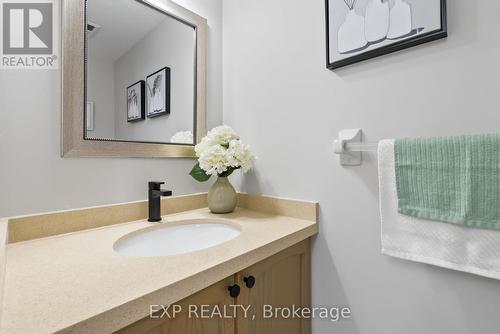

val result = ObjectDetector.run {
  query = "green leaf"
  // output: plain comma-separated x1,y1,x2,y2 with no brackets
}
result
189,163,211,182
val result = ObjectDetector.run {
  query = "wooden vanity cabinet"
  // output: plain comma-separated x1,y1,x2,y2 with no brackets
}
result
117,276,236,334
236,240,310,334
116,240,310,334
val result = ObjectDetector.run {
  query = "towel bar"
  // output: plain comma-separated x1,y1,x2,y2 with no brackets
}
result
344,142,379,152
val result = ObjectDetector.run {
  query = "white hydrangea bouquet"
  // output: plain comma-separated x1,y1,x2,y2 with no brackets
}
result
189,125,255,213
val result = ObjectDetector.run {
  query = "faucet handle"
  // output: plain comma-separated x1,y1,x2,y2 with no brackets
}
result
149,181,165,190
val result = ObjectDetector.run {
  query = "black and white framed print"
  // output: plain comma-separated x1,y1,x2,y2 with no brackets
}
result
146,67,171,118
127,80,145,122
326,0,447,69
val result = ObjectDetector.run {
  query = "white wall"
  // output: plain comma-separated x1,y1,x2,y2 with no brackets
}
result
114,15,195,142
87,56,116,138
0,0,222,218
223,1,500,333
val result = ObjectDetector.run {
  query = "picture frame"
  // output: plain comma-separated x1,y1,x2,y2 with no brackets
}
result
325,0,447,70
126,80,145,122
146,67,171,118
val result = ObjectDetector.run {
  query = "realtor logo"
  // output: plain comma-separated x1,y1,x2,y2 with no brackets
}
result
1,0,58,69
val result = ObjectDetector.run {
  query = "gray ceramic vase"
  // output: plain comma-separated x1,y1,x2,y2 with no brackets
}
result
208,177,237,214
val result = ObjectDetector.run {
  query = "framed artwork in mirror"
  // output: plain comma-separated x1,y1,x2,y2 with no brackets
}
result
325,0,447,70
146,67,171,118
127,80,145,122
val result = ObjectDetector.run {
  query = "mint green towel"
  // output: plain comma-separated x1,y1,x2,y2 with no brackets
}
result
395,134,500,230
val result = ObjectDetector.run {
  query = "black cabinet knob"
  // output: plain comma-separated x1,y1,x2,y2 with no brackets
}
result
228,284,240,298
243,276,256,288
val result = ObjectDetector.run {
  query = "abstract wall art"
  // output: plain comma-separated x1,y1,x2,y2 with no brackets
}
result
127,80,145,122
326,0,447,69
146,67,171,118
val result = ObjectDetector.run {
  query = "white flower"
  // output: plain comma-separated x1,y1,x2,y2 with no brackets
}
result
170,131,193,144
194,125,254,177
226,139,254,172
198,145,229,175
207,125,240,146
195,136,212,157
195,125,239,157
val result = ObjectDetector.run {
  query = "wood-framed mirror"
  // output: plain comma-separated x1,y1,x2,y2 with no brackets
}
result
61,0,207,158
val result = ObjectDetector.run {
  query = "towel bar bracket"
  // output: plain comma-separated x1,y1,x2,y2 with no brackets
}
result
333,129,363,166
333,129,380,166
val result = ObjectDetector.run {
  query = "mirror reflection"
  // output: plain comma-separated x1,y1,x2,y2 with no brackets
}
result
86,0,196,145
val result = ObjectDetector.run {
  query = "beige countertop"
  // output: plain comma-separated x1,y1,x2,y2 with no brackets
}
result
1,205,318,334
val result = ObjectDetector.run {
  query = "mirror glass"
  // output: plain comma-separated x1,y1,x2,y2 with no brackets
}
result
85,0,196,145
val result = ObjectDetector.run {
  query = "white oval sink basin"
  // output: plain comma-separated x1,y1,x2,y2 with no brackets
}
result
114,220,241,257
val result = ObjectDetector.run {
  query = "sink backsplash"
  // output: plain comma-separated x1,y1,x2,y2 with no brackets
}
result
4,193,317,243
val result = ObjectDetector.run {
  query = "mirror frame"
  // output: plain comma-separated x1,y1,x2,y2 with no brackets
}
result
61,0,207,158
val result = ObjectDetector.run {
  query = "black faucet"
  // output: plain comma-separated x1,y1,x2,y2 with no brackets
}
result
148,181,172,222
